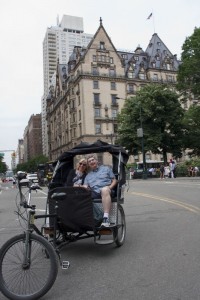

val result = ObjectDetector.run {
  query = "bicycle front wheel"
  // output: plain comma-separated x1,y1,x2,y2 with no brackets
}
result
0,233,58,300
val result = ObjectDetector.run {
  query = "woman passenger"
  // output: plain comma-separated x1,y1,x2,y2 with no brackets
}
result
66,158,87,186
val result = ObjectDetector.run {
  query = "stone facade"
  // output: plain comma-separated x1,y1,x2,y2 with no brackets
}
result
46,19,187,163
23,114,43,162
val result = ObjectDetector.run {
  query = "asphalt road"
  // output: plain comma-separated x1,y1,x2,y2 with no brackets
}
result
1,178,200,300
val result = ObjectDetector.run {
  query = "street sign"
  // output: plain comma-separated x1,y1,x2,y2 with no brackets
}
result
137,128,143,137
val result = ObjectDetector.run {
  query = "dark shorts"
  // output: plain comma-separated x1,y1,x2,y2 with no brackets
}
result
91,190,101,199
91,189,115,199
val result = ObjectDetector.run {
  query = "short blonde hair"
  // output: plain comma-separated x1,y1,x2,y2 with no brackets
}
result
76,158,88,172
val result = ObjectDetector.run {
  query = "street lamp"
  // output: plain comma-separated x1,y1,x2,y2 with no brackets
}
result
137,104,147,179
116,97,147,179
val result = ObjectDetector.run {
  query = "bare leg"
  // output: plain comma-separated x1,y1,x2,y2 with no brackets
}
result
101,186,111,213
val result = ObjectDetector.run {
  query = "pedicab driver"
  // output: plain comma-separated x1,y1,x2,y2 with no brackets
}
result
83,154,117,227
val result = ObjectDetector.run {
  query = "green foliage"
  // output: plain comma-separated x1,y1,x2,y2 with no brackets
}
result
117,84,184,162
0,156,7,173
176,158,200,176
15,155,49,173
177,27,200,99
182,105,200,156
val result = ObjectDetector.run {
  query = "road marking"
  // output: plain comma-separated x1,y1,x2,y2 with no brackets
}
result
131,191,200,214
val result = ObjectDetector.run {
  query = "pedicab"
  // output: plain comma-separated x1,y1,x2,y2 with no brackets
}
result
0,140,128,300
45,140,128,247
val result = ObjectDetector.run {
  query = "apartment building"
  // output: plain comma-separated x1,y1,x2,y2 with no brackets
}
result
46,19,188,163
42,15,93,157
23,114,42,162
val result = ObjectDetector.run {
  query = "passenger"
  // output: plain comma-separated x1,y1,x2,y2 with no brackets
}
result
83,154,117,227
159,164,164,179
66,158,88,186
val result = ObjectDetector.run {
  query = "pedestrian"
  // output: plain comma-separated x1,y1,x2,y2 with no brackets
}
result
194,166,199,177
164,165,170,178
169,159,175,178
159,164,164,179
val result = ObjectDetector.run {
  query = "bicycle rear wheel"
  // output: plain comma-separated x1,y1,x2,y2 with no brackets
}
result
0,233,58,300
113,204,126,247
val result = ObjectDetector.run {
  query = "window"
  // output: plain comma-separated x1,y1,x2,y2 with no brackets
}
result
139,73,145,80
95,108,101,117
110,57,113,64
121,54,127,59
72,113,76,122
92,67,99,75
112,109,118,118
95,123,101,133
100,42,105,50
167,75,173,82
128,71,134,78
153,74,158,81
93,55,96,62
79,110,81,120
111,82,116,90
111,94,117,105
109,69,115,77
127,84,134,92
79,124,82,136
94,93,100,105
166,63,171,70
93,80,99,89
113,123,118,133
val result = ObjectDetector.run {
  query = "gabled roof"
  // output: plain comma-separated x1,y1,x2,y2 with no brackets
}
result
68,17,123,66
145,33,180,70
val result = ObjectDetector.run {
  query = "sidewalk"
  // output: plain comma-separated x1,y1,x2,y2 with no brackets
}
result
130,176,200,181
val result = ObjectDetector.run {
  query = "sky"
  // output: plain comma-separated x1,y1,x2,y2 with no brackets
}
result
0,0,199,168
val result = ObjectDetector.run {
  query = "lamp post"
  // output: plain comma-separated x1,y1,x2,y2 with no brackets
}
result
137,104,147,179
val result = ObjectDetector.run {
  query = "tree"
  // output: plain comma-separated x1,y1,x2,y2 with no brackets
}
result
117,84,185,163
15,155,49,173
0,156,7,174
177,27,200,99
182,105,200,156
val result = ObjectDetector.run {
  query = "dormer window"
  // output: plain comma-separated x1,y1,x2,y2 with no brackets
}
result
128,66,135,78
121,54,127,59
166,63,171,70
139,73,146,80
100,42,105,50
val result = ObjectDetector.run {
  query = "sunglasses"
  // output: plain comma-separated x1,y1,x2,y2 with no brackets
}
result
79,162,86,166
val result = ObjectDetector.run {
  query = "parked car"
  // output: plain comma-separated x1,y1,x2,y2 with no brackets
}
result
27,173,39,184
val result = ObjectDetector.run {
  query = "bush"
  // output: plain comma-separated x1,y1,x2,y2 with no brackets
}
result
176,158,200,177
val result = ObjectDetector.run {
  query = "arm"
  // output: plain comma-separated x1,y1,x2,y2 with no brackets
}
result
109,178,117,190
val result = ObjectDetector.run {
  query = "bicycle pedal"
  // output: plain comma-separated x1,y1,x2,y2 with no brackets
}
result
62,260,70,270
